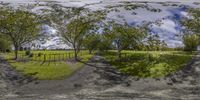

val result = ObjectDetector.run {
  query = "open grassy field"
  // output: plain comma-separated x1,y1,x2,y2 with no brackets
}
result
101,51,196,78
2,50,93,80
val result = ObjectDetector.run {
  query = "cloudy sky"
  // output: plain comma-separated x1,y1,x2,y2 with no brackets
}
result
0,0,200,49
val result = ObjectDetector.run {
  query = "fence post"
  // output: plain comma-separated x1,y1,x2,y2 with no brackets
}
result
63,53,64,61
54,54,56,62
49,54,51,61
40,54,42,61
43,54,46,62
58,54,60,61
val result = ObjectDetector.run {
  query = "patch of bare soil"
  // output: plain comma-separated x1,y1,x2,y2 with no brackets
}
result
0,54,200,100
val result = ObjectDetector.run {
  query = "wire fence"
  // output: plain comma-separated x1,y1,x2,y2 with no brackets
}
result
6,51,86,62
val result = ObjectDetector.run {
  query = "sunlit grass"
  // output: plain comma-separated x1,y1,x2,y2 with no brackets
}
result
3,50,94,80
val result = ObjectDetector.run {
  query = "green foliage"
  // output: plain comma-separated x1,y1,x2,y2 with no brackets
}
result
83,33,101,54
183,34,200,51
182,8,200,34
146,34,168,51
37,52,42,57
182,8,200,51
104,22,147,58
0,7,41,59
0,38,11,51
98,33,113,52
29,53,34,58
25,50,31,56
58,8,106,60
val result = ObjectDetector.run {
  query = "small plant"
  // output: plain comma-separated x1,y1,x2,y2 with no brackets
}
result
29,53,34,58
38,52,42,57
25,50,31,56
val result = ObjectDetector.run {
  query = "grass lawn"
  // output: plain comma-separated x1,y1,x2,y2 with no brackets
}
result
3,50,93,80
101,51,196,78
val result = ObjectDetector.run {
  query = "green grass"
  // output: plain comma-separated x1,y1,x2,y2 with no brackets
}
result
101,51,196,78
1,50,196,79
3,50,93,80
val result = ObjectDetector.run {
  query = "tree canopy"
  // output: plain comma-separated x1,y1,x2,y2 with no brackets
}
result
182,8,200,34
105,22,147,58
57,8,106,60
0,8,41,59
182,8,200,51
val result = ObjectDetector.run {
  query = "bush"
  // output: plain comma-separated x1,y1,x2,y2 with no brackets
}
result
5,49,11,53
38,52,42,57
0,38,11,51
29,53,34,58
25,50,31,56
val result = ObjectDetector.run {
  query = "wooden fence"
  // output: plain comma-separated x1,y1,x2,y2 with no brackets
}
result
9,51,85,62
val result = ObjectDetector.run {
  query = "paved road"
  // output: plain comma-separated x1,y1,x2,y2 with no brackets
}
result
0,54,200,100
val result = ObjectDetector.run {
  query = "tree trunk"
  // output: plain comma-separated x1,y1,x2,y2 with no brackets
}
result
117,49,121,59
74,49,78,61
89,49,92,54
14,46,18,60
116,41,121,59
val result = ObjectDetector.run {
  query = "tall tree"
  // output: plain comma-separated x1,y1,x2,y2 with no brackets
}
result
107,22,146,59
98,33,113,52
0,8,41,59
83,33,101,54
57,8,106,61
182,8,200,51
183,34,199,51
0,35,11,51
146,33,164,51
182,8,200,34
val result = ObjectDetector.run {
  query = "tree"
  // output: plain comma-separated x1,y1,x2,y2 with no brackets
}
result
182,8,200,34
0,37,11,52
107,22,146,59
146,33,164,51
183,34,199,51
160,40,168,51
0,8,41,59
181,8,200,51
83,33,101,54
58,8,106,61
98,33,113,52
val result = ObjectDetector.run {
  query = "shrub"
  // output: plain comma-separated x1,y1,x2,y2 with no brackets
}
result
38,52,42,57
5,49,11,53
25,50,31,56
29,53,34,58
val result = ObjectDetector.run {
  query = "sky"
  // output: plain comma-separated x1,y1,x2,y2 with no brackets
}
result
0,0,200,49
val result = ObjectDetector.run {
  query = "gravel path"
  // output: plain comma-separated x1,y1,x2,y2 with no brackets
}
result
0,54,200,100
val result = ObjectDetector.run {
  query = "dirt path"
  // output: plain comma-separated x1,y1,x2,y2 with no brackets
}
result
0,54,200,100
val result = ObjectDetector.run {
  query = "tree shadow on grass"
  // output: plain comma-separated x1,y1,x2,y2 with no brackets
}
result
102,52,195,78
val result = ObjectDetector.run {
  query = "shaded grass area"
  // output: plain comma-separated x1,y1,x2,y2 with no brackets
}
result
3,50,93,80
101,51,195,78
